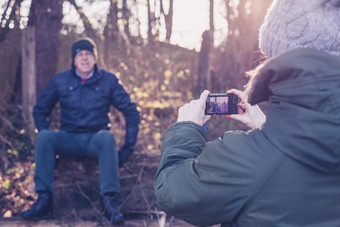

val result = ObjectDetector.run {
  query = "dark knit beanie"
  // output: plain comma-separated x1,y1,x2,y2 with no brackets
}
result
71,38,98,59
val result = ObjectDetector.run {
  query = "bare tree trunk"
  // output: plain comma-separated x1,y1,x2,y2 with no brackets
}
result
30,0,63,97
147,0,153,44
21,26,36,133
122,0,131,38
209,0,214,43
160,0,174,42
104,0,119,40
103,0,119,62
196,30,213,97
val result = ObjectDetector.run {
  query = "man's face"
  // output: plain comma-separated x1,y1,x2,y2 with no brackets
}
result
73,50,96,78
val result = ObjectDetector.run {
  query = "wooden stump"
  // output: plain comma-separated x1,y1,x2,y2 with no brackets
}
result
51,152,160,222
53,158,103,221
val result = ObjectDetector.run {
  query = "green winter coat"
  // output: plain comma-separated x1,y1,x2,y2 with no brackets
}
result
154,48,340,227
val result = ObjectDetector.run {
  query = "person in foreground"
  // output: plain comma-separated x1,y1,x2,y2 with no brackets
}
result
21,38,140,223
154,0,340,226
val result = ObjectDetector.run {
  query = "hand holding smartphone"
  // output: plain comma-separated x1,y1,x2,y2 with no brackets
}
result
205,93,239,115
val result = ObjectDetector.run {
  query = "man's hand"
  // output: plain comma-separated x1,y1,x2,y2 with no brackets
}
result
177,90,211,126
118,144,133,168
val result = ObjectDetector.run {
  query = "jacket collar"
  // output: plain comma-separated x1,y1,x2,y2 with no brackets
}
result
250,48,340,174
72,64,101,84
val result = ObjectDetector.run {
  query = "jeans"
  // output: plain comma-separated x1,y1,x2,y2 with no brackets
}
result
34,130,119,195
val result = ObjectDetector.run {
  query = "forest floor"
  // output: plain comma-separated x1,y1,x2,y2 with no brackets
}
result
0,151,205,227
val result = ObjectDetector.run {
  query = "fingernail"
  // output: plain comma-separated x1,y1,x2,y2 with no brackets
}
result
226,115,231,119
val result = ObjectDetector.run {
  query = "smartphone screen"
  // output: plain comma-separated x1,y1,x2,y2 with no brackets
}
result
205,93,238,115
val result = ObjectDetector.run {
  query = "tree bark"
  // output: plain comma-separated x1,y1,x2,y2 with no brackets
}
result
122,0,131,38
103,0,119,61
29,0,64,97
196,30,213,97
209,0,214,43
21,26,36,133
147,0,153,44
160,0,174,42
104,0,119,40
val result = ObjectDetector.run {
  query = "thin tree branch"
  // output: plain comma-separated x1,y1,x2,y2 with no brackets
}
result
0,0,13,26
67,0,97,37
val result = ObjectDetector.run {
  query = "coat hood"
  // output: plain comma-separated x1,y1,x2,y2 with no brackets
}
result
247,48,340,173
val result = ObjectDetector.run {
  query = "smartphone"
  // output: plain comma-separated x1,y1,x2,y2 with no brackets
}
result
205,93,238,115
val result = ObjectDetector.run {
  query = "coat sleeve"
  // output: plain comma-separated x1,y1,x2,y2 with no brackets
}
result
111,79,140,146
33,77,59,131
154,121,261,226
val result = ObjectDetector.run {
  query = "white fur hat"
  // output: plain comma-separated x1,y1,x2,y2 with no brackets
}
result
259,0,340,58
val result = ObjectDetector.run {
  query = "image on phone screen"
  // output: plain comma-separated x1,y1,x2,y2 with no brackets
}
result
205,94,238,115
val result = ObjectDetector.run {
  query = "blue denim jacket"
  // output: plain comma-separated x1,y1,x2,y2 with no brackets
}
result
33,66,140,146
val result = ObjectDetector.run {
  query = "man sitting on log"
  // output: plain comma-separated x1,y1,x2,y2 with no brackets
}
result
21,38,140,224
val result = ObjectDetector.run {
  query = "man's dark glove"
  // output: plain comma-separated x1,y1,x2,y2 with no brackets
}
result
118,144,134,168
